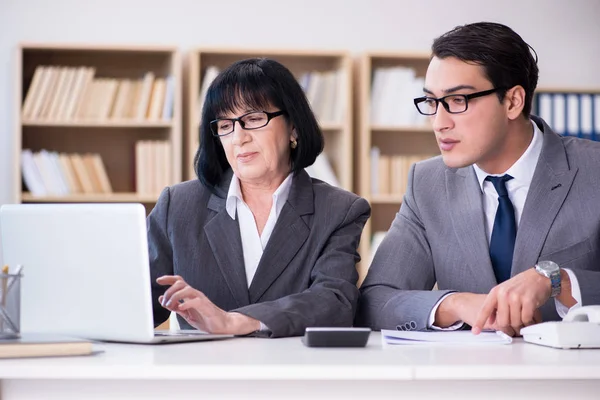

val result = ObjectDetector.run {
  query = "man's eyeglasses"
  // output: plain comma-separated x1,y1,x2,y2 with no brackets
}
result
413,88,505,116
210,110,287,137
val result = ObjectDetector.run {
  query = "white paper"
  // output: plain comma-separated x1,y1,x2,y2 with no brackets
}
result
381,329,512,345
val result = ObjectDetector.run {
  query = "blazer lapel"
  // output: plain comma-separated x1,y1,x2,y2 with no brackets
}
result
511,117,578,276
203,172,251,308
446,166,497,289
248,170,312,303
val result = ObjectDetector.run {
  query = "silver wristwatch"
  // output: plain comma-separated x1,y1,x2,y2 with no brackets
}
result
534,260,561,297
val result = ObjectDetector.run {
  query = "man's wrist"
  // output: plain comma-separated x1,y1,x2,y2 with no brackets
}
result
556,269,576,308
434,293,462,327
534,261,561,297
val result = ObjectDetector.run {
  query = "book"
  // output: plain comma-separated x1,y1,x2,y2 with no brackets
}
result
0,334,94,359
305,153,340,187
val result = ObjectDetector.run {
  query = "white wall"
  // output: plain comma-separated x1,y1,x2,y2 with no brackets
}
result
1,0,599,262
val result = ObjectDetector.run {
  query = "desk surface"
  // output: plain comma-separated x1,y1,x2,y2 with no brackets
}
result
1,332,600,381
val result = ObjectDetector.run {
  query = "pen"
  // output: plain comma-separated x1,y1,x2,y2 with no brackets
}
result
1,265,8,332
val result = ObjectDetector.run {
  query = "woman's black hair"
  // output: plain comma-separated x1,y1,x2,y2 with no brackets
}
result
194,58,324,192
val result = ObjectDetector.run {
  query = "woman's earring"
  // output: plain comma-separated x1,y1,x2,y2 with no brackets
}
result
290,138,298,149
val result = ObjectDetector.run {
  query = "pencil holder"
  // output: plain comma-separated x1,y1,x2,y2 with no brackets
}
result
0,272,22,339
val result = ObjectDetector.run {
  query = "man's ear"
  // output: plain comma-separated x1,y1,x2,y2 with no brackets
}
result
505,85,526,120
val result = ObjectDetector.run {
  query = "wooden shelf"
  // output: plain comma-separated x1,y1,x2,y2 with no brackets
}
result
356,52,433,283
19,43,178,53
16,44,182,209
370,194,404,204
22,192,160,203
318,122,345,131
194,122,343,131
366,51,432,61
22,120,173,128
536,87,600,94
185,48,354,191
370,125,431,133
184,47,350,58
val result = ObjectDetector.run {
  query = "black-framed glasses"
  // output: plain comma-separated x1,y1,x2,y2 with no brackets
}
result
413,88,505,116
210,110,287,137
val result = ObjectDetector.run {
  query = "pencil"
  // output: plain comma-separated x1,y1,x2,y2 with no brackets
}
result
1,265,8,332
1,265,7,298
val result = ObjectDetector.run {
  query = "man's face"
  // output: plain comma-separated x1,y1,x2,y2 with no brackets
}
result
424,56,510,172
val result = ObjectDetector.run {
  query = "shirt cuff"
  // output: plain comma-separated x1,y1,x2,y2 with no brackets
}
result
259,321,271,333
555,268,582,318
428,292,464,331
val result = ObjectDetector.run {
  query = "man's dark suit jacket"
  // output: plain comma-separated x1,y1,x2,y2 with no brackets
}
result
148,169,371,337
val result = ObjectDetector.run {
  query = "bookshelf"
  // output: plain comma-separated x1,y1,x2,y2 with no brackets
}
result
184,48,354,191
533,87,600,141
15,44,182,213
356,52,440,282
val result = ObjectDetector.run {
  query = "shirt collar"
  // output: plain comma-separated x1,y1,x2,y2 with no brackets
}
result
225,172,294,220
473,119,543,191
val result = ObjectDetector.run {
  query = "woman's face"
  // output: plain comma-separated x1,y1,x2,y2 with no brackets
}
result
217,106,295,186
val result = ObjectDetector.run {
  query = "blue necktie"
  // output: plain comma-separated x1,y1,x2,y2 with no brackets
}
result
486,174,516,283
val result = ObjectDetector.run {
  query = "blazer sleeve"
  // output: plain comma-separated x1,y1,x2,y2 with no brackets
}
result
570,269,600,307
147,187,174,327
356,163,454,331
232,197,371,338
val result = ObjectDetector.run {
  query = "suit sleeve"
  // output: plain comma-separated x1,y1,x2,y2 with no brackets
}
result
356,163,455,331
570,268,600,307
232,197,371,338
147,187,174,327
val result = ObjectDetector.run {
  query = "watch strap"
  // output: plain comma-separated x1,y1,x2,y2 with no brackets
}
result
550,270,561,297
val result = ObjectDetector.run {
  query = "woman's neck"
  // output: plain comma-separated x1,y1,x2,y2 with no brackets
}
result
239,172,288,206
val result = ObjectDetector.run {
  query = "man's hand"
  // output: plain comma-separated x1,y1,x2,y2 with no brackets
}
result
473,268,548,335
157,275,261,335
436,293,512,332
436,292,541,336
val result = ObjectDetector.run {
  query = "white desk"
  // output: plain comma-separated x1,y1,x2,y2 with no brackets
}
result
1,332,600,399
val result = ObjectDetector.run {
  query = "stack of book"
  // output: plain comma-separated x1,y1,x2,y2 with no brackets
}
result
298,69,347,125
534,92,600,141
21,66,175,122
370,66,428,127
21,149,112,197
370,148,436,196
135,140,172,195
197,66,347,125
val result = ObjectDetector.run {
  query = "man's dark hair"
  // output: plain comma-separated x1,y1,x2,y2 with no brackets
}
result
432,22,539,117
194,58,324,192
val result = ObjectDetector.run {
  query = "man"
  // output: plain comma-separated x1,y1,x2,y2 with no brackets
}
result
357,22,600,336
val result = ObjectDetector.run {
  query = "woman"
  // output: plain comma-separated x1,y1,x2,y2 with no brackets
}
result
147,58,370,338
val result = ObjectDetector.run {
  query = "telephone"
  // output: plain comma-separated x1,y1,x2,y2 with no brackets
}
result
521,306,600,349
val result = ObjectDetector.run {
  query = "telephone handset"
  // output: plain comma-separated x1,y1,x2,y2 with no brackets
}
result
562,305,600,323
521,306,600,349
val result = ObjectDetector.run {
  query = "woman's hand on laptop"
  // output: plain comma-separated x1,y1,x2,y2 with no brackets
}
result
156,275,261,335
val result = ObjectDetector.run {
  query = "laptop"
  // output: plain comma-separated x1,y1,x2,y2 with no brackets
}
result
0,203,233,344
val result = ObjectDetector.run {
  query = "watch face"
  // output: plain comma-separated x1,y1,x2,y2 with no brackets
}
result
537,260,560,274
